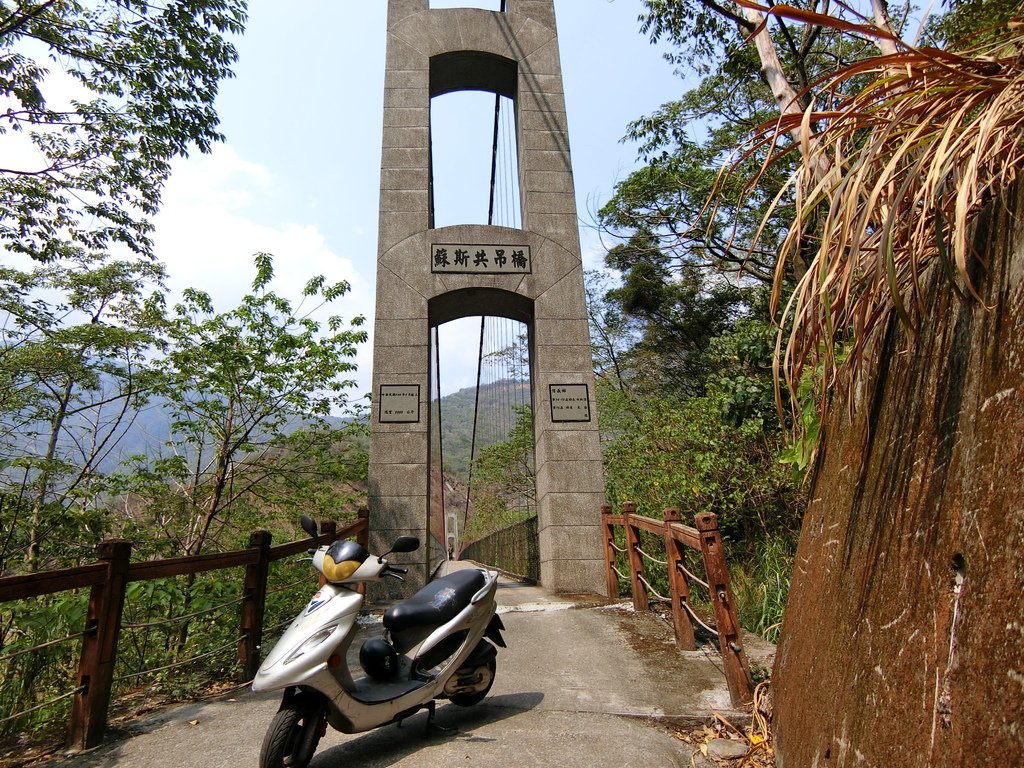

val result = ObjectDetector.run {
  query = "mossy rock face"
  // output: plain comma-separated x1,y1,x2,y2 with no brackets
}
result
773,182,1024,768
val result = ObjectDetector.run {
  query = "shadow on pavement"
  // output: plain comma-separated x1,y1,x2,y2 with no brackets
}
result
310,692,544,768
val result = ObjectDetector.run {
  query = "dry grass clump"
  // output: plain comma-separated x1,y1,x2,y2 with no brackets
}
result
735,9,1024,421
673,681,775,766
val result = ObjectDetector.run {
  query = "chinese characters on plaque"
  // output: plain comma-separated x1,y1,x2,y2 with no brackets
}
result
378,384,420,423
549,384,591,422
431,244,531,274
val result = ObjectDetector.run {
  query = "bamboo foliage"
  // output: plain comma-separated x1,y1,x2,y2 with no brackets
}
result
732,9,1024,424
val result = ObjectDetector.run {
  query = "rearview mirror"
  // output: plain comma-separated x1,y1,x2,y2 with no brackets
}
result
300,515,319,539
389,535,420,554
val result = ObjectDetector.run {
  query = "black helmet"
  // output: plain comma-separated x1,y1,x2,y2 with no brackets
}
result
359,637,399,680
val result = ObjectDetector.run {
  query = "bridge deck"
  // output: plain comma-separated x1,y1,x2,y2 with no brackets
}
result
51,575,773,768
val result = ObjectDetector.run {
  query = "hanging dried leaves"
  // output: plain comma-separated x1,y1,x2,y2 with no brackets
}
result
727,11,1024,428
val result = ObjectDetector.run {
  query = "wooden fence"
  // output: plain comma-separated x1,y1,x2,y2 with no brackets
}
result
0,510,368,750
602,502,754,707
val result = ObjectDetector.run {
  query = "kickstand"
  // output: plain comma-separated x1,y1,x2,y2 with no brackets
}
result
424,700,453,737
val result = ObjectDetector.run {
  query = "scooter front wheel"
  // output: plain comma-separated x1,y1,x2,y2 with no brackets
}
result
259,692,325,768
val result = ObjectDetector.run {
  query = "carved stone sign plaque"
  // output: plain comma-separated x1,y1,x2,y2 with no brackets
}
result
549,384,591,422
430,244,531,274
378,384,420,423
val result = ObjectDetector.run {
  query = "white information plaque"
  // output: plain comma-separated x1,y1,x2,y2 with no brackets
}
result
378,384,420,423
549,384,591,422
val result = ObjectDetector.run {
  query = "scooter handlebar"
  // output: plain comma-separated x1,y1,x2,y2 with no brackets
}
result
383,564,408,580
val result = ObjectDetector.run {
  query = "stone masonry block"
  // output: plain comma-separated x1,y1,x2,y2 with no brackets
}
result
524,190,577,216
536,458,605,496
534,273,587,319
516,73,563,96
377,211,429,252
379,188,429,213
371,344,427,376
373,317,428,348
523,169,574,195
521,148,572,174
520,212,578,248
381,126,429,150
373,273,427,320
381,167,429,192
508,0,556,28
380,146,428,170
385,35,427,71
383,86,427,111
534,317,589,347
383,105,429,128
370,431,427,465
519,107,569,137
534,491,606,528
368,463,428,499
369,413,428,438
388,0,426,27
538,557,605,595
520,36,560,75
384,69,429,92
537,522,604,563
533,343,593,374
535,428,602,465
519,126,572,153
455,14,519,60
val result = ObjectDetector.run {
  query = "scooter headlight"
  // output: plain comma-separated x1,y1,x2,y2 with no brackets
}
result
283,625,337,664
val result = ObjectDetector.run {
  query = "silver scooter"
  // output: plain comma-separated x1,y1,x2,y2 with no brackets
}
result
252,515,506,768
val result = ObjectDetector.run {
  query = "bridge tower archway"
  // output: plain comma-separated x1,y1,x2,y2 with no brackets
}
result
368,0,604,593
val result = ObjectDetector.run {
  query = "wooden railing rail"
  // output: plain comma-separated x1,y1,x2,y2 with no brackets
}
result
601,502,754,707
0,509,369,751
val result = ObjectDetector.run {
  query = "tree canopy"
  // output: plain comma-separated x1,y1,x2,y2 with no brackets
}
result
0,0,247,262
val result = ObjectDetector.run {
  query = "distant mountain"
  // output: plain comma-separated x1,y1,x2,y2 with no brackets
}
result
7,390,356,476
8,379,526,480
432,379,531,479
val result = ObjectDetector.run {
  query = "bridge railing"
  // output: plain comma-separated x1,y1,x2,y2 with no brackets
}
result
602,502,754,707
459,515,539,583
0,510,368,751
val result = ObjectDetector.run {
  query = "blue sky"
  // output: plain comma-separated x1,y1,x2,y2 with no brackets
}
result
151,1,687,398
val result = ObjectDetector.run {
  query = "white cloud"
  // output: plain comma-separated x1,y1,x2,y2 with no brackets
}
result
153,145,377,399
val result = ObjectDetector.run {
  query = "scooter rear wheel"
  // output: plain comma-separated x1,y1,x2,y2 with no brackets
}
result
448,658,496,707
259,693,325,768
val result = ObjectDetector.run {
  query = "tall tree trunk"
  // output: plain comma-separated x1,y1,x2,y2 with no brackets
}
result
26,379,74,571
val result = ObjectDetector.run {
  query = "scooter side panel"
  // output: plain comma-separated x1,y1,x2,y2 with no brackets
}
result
252,587,362,692
325,574,500,734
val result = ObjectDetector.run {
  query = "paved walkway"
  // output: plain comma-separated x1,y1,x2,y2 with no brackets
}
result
46,576,773,768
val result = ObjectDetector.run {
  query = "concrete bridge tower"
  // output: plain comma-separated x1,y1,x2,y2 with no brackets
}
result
368,0,604,593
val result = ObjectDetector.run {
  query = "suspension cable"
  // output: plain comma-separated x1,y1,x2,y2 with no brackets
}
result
487,92,501,226
464,316,487,534
433,324,448,556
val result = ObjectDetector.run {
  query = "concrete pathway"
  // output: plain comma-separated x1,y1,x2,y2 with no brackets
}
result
45,576,772,768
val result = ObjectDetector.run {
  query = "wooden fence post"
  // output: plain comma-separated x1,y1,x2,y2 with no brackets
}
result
67,539,132,750
355,508,370,547
238,530,271,681
695,512,754,706
622,502,648,611
320,520,337,542
662,508,697,651
601,504,619,598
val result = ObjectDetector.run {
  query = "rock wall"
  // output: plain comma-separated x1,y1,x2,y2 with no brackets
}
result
773,185,1024,768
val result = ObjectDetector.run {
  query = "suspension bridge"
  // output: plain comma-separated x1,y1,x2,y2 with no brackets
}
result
1,3,770,764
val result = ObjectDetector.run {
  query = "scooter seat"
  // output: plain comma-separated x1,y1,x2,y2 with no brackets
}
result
384,569,485,652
